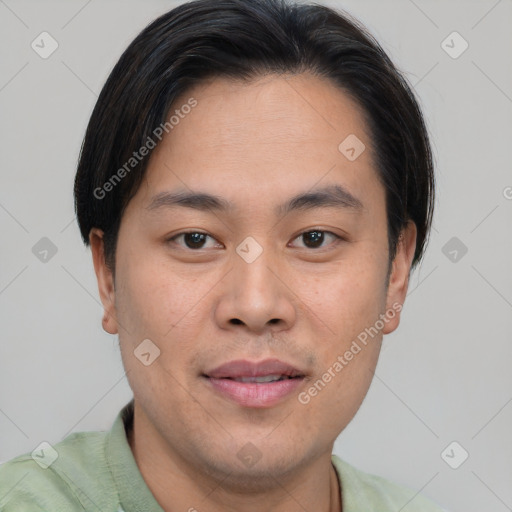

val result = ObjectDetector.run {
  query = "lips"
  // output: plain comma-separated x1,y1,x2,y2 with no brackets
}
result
203,358,306,408
204,358,305,380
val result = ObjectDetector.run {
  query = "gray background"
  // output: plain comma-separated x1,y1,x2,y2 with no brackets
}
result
1,1,511,511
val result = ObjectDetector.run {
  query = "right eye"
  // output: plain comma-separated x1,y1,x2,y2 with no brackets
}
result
167,231,223,250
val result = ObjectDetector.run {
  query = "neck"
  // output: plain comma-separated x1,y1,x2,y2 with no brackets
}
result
128,402,342,512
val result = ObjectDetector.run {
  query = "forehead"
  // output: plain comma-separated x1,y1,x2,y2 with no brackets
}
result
132,72,381,216
171,72,369,154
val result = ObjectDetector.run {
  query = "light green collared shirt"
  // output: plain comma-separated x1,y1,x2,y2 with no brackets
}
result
0,400,446,511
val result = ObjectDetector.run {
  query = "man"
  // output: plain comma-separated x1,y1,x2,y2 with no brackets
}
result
0,0,445,510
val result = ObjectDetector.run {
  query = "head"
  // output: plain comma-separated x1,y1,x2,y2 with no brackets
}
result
75,0,434,489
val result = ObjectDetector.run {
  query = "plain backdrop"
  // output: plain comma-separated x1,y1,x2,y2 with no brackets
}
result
1,1,511,511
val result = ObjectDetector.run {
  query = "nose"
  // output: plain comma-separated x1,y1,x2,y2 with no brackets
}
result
214,243,296,334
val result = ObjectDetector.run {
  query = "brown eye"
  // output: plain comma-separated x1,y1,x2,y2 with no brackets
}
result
169,231,221,250
183,232,207,249
302,230,324,248
290,230,342,250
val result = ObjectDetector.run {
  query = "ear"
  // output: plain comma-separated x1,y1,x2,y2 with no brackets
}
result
89,228,118,335
382,221,417,335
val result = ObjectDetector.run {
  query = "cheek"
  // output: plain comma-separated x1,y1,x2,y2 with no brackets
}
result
113,256,208,407
114,250,213,340
314,346,380,432
302,250,388,342
113,252,219,393
294,247,387,411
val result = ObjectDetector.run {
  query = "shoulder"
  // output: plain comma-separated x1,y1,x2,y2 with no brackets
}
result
331,454,448,512
0,430,118,512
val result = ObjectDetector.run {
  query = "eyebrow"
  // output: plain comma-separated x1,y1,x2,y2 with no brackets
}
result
146,184,364,216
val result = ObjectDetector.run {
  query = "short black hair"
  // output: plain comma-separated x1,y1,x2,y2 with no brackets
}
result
74,0,434,273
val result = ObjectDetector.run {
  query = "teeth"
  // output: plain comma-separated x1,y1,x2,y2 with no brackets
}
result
232,374,289,383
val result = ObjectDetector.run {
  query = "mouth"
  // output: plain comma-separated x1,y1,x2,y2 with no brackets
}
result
202,358,306,408
219,374,302,383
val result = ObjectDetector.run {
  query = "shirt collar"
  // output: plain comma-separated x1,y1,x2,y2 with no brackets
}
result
105,399,164,512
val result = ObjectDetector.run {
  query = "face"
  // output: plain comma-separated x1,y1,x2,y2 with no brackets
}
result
91,73,416,487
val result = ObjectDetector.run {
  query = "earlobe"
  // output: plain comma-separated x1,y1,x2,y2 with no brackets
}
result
89,228,119,335
382,221,417,335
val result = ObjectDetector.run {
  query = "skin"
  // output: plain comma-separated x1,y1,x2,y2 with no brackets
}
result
90,72,417,512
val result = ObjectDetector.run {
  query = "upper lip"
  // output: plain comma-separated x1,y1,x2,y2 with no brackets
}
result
204,358,305,379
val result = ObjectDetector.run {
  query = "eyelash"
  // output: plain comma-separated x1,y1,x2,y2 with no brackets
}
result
167,229,345,251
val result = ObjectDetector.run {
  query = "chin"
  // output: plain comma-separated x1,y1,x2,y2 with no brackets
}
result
191,438,316,492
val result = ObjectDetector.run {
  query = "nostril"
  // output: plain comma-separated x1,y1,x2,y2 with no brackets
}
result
230,318,243,325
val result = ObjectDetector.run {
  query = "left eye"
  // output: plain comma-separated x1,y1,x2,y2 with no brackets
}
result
289,230,342,249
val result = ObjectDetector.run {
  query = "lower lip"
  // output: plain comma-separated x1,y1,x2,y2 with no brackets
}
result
205,377,304,408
